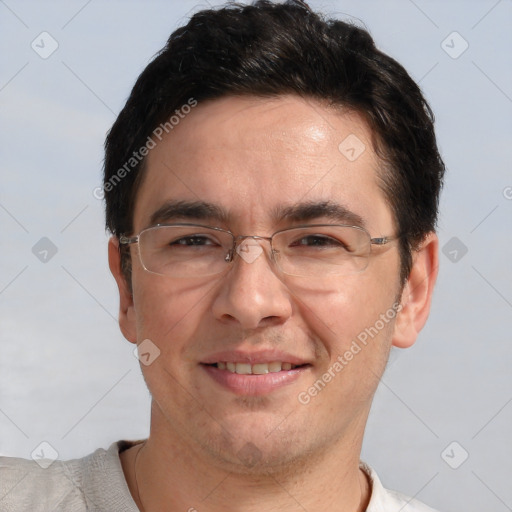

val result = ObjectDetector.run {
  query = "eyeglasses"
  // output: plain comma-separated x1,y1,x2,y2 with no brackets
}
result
119,223,397,278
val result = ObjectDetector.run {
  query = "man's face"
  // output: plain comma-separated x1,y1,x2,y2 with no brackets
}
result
124,95,403,471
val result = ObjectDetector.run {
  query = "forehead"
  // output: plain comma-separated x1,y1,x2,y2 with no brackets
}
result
133,95,392,233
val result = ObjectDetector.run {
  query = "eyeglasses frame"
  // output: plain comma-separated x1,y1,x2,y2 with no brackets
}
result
119,223,398,277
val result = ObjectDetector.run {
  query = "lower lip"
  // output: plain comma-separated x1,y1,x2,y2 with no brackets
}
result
201,364,309,396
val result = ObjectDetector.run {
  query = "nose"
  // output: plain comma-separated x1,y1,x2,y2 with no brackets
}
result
211,238,293,330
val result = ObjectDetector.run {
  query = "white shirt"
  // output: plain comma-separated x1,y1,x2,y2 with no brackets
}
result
0,440,440,511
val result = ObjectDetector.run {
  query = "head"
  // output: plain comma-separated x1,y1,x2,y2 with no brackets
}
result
105,0,443,473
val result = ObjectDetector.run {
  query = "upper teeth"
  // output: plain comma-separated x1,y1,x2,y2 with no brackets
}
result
216,362,296,374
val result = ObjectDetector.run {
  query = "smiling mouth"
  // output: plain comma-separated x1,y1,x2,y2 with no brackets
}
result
204,362,309,374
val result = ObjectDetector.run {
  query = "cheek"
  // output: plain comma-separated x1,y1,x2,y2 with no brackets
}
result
291,269,398,341
132,274,214,352
293,278,399,416
291,262,400,390
130,277,218,413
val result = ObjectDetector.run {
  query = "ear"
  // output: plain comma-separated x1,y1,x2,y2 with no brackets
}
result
392,232,439,348
108,237,137,343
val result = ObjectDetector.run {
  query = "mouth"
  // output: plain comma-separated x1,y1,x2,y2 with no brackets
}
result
201,359,312,395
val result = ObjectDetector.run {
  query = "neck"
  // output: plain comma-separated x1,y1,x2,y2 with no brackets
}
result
124,412,371,512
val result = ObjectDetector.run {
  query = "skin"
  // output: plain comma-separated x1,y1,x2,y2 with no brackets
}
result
109,95,438,511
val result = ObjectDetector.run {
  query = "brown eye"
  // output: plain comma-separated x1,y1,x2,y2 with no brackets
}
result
172,236,216,246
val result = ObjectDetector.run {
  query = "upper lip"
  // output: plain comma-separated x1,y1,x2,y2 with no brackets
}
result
201,350,311,366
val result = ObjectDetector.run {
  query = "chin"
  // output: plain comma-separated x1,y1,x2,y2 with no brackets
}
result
198,419,320,476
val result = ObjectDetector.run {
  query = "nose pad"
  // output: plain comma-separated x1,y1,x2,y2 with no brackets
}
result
235,238,264,264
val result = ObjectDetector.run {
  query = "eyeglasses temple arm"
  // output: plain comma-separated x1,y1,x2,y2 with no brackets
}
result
370,236,396,246
119,235,139,245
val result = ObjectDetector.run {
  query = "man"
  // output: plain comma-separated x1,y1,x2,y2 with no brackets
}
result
0,1,444,510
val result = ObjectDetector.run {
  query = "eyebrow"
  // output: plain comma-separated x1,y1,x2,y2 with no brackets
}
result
275,200,366,228
148,200,229,228
147,199,365,230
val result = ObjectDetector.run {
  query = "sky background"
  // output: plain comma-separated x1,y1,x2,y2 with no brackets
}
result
0,1,511,511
